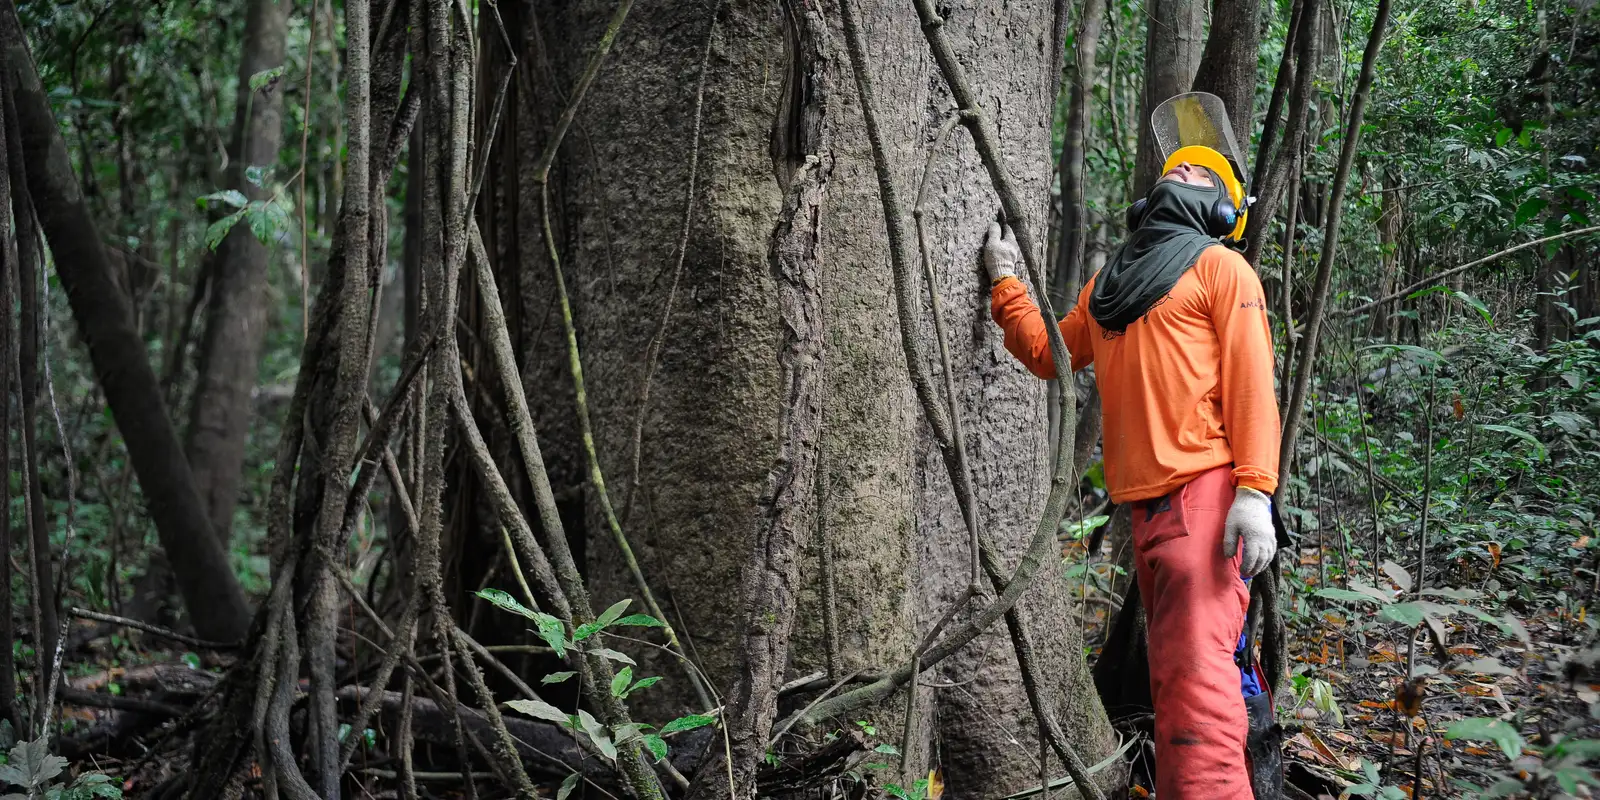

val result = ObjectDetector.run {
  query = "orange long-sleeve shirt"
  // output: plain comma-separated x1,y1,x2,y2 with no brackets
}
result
992,245,1280,503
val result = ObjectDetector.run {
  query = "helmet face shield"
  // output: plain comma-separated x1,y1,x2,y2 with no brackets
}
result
1151,92,1251,240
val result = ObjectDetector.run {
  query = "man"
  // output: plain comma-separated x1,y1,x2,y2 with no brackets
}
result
982,95,1279,799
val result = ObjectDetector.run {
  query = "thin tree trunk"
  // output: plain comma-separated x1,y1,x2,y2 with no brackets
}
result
0,76,16,731
186,0,290,542
1051,0,1106,307
1277,0,1393,491
1192,0,1262,149
1244,0,1322,265
1133,0,1205,196
0,0,251,650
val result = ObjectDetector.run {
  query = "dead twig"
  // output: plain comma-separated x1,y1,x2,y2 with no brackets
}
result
68,607,241,650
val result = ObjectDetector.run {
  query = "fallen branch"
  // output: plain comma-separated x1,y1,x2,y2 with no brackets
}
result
68,608,241,650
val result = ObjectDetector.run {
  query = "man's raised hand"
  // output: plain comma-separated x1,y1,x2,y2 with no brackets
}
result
983,221,1020,284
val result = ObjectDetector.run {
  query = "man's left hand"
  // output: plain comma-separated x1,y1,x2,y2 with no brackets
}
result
1223,487,1276,577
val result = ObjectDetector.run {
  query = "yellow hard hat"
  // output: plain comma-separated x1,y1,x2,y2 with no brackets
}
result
1152,93,1251,240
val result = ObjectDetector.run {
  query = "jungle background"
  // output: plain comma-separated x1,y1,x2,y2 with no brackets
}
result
0,0,1596,797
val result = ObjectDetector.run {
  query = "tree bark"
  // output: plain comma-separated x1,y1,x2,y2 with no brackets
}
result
509,1,1116,794
185,0,289,543
1191,0,1262,153
0,4,252,642
1133,0,1205,196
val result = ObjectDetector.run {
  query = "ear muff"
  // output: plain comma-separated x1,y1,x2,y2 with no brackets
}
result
1208,195,1240,238
1125,197,1150,231
1162,145,1250,240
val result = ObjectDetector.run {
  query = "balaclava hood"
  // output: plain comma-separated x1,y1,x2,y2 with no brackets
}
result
1089,169,1227,332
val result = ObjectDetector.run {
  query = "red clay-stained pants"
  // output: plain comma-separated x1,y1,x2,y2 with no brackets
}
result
1132,464,1253,800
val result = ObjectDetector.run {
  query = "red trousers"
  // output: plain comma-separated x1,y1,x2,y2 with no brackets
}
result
1132,465,1253,800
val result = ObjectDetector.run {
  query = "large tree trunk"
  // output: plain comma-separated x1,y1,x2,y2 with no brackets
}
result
0,3,252,642
500,1,1116,794
1133,0,1205,196
185,0,289,543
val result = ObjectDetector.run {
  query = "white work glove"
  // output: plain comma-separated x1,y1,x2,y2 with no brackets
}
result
983,221,1020,283
1223,487,1276,578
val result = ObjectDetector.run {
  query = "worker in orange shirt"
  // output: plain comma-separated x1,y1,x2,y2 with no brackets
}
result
983,94,1279,799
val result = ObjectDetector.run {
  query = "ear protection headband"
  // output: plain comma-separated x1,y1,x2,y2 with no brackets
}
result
1125,145,1253,241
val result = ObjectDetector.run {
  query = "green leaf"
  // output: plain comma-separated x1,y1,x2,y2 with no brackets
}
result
248,65,285,92
0,738,66,790
199,189,249,210
532,612,569,658
204,208,248,251
556,772,581,800
577,710,617,760
541,671,577,685
612,614,666,629
1381,561,1413,591
627,676,663,696
874,743,901,755
475,588,538,620
596,599,632,628
1478,424,1547,461
661,715,716,735
611,667,633,698
642,734,669,761
587,648,635,666
1446,717,1526,761
1515,197,1548,228
505,698,570,724
1449,291,1493,325
244,165,271,188
1314,587,1388,605
181,652,201,670
1453,657,1516,677
1494,127,1515,147
1380,602,1427,626
612,723,650,745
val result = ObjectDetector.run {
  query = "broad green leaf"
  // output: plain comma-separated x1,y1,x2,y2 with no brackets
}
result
556,772,581,800
1420,587,1481,601
1454,657,1515,676
199,189,248,210
1478,424,1547,461
1547,738,1600,760
596,599,632,629
1446,717,1526,761
642,734,669,761
1380,602,1426,626
577,710,617,760
611,667,633,698
475,588,538,620
0,738,66,790
1314,587,1387,605
587,648,636,666
541,671,577,685
661,714,716,735
628,676,663,695
612,614,666,629
532,612,568,658
505,698,570,724
244,165,271,187
248,65,285,92
1494,127,1515,147
874,744,901,755
1450,291,1493,325
1381,561,1412,591
1515,197,1547,228
612,723,651,745
204,208,248,251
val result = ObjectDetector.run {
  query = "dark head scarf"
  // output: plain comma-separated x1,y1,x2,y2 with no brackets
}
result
1089,170,1228,332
